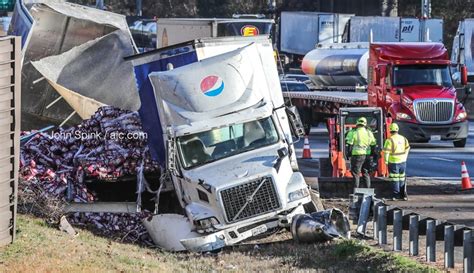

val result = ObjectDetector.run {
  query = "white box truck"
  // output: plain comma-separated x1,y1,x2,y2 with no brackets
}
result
128,36,312,252
279,12,353,56
344,16,443,43
156,18,274,48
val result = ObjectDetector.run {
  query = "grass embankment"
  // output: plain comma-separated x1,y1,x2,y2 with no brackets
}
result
0,214,438,272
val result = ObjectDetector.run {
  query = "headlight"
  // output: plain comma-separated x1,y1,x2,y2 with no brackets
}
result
288,187,310,202
196,217,219,233
456,112,467,121
396,112,411,120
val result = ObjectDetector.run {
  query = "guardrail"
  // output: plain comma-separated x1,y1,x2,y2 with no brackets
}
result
350,192,474,272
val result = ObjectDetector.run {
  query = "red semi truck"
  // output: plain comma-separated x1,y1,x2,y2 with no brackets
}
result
285,42,470,147
368,43,469,147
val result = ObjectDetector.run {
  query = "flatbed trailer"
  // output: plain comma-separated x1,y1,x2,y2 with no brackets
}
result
283,90,368,133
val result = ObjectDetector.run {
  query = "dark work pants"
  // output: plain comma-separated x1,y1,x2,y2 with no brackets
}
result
388,162,407,198
350,155,372,188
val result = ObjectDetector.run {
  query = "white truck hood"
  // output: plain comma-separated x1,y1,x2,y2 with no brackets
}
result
182,143,287,190
148,43,275,130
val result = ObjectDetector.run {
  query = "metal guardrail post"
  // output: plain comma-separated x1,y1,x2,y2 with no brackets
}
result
464,230,473,273
444,225,455,269
356,194,373,236
377,205,387,245
373,202,378,240
409,215,420,256
393,210,402,251
426,220,436,262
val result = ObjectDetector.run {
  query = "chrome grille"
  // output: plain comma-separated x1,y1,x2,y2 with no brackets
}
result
414,99,454,124
220,177,280,223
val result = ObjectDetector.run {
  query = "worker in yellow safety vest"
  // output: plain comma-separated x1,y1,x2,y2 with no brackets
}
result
384,123,410,201
345,117,377,189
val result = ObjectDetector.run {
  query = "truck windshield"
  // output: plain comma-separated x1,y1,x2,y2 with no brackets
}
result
177,117,279,169
393,65,452,87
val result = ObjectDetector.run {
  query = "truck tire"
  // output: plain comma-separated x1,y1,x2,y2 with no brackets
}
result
454,138,467,148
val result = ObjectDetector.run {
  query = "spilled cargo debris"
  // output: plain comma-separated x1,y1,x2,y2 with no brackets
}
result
10,1,138,128
291,209,351,243
19,106,159,244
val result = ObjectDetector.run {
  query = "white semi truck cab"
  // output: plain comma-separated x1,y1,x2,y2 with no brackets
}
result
132,37,311,252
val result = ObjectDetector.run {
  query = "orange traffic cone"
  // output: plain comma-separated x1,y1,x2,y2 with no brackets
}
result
461,161,473,190
302,135,312,159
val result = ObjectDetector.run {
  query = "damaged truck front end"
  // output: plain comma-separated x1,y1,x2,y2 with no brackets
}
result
133,37,310,252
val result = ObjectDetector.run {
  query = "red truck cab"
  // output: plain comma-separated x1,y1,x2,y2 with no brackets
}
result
368,43,469,147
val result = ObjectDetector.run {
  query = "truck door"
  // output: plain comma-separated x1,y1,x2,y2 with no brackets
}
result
368,65,386,107
383,65,392,108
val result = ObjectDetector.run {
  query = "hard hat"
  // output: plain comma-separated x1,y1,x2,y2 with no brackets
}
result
389,123,399,132
356,117,367,126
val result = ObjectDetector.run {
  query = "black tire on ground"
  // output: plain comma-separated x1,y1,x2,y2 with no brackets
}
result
454,138,467,148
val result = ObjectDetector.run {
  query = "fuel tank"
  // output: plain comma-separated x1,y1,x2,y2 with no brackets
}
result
301,42,369,87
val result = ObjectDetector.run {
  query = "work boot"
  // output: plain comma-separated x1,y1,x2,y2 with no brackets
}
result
401,191,408,201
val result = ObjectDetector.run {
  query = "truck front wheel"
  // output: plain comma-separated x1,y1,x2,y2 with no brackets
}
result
454,138,467,148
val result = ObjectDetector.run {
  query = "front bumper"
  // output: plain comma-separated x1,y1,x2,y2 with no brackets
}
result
180,204,306,252
397,120,469,142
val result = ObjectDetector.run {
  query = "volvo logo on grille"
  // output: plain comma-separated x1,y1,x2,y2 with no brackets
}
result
246,196,254,203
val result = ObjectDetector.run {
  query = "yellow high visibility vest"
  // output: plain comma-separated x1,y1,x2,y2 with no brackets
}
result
346,127,376,156
384,134,410,163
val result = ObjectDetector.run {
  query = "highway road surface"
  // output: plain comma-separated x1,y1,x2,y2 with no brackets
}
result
295,121,474,181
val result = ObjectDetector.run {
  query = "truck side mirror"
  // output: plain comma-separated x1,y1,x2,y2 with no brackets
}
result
285,105,305,138
461,65,468,86
452,71,461,85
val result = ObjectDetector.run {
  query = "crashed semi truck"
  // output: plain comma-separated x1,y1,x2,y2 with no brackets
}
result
156,18,274,48
127,36,312,252
284,42,470,147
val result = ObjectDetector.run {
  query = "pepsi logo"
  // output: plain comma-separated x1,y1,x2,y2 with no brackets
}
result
200,75,224,97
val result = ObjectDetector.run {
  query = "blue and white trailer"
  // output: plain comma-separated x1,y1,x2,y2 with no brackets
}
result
127,36,312,252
